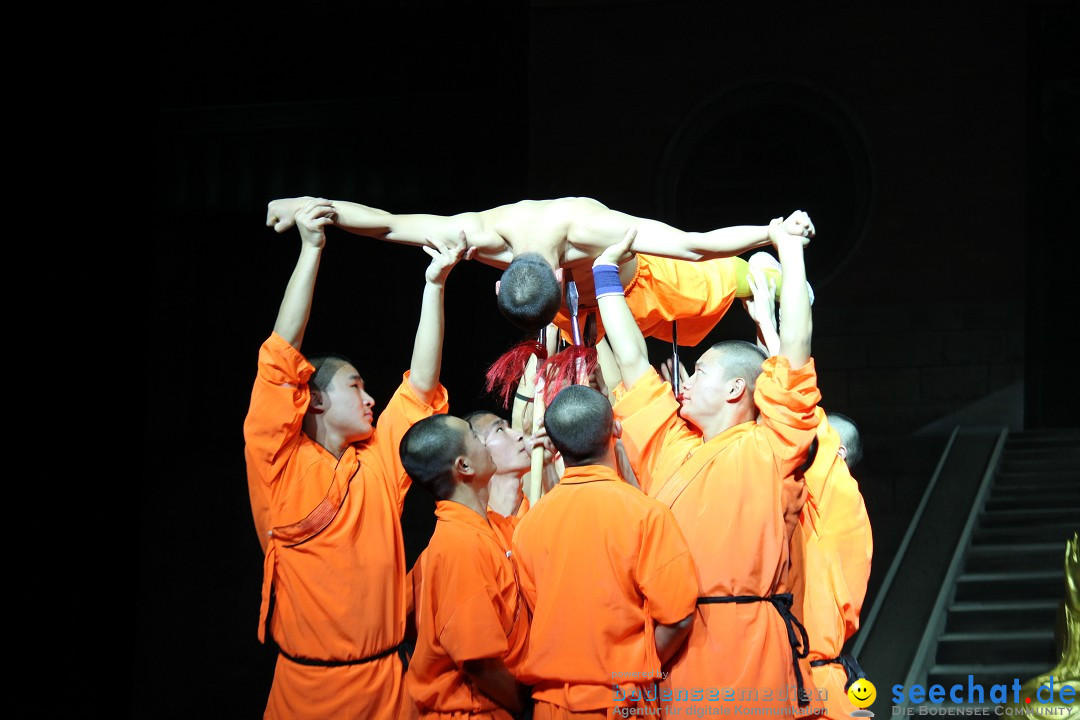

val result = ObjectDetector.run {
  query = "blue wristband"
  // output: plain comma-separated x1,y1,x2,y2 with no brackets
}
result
592,263,624,299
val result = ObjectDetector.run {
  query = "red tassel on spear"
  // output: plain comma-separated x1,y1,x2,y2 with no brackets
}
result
541,345,597,405
484,338,548,409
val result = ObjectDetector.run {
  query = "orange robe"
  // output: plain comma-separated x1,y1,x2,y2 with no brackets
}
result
614,359,822,714
244,333,448,720
406,505,522,631
794,411,873,719
406,501,529,720
511,465,699,715
553,253,738,345
487,497,527,548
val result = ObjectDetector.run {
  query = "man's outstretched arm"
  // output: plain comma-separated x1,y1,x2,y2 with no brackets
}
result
408,232,474,404
272,198,336,348
593,228,651,389
570,204,815,262
267,196,508,258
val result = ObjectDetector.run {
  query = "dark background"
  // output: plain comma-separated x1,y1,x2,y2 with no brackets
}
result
148,1,1078,717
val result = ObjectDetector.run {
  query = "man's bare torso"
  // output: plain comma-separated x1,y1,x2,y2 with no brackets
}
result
471,197,638,307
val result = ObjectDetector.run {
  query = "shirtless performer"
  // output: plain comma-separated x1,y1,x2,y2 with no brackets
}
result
266,196,814,345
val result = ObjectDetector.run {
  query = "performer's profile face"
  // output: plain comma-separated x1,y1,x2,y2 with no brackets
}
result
679,349,728,427
457,418,497,482
318,363,376,443
472,414,530,475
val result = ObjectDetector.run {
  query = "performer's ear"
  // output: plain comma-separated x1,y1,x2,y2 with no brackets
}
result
837,446,848,461
727,377,747,403
495,280,501,296
308,391,326,414
612,418,623,441
554,268,564,283
455,455,475,479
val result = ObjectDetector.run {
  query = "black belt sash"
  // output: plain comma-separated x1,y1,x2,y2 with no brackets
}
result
810,652,865,691
278,640,405,668
696,593,810,707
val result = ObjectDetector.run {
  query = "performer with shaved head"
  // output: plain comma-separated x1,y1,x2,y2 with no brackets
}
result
464,411,533,520
243,199,466,720
511,384,698,718
399,414,530,720
740,267,874,718
266,195,814,344
796,411,872,720
597,219,822,715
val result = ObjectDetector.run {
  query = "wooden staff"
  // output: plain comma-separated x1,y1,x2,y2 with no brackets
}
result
526,326,547,505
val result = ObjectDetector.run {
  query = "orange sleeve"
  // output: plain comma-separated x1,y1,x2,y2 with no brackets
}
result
243,332,315,486
819,476,874,639
365,371,450,512
804,410,838,505
435,553,511,663
613,368,698,495
753,356,822,480
637,505,699,625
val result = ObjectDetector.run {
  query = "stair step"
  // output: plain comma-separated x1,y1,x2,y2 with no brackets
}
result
993,478,1080,493
963,544,1066,572
945,600,1059,633
999,462,1080,475
979,508,1080,526
953,571,1063,602
996,468,1079,478
989,496,1080,511
974,523,1078,545
927,663,1054,692
935,630,1057,665
997,444,1075,455
989,492,1071,509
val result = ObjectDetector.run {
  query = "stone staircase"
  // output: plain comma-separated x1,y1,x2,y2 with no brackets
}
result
925,429,1079,693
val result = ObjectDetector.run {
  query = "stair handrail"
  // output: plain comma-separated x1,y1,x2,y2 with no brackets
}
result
853,426,961,657
897,426,1009,710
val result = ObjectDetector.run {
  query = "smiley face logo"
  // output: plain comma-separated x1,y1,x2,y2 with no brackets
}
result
848,679,877,709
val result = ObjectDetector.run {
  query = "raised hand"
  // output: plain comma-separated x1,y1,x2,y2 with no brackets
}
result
743,264,777,330
659,357,690,389
587,361,611,399
528,423,557,464
295,198,337,249
422,230,474,286
743,264,780,356
780,210,815,245
267,196,315,234
595,226,638,267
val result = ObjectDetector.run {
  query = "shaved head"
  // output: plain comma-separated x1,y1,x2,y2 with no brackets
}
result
497,253,561,333
399,415,467,501
828,413,862,469
709,340,768,392
544,385,613,466
308,353,356,393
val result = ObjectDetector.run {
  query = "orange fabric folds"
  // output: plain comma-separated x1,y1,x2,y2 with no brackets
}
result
244,333,449,720
613,360,822,714
512,465,698,713
553,254,738,345
406,501,528,720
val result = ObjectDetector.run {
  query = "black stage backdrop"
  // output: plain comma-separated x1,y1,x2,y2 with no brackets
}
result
148,1,1077,717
